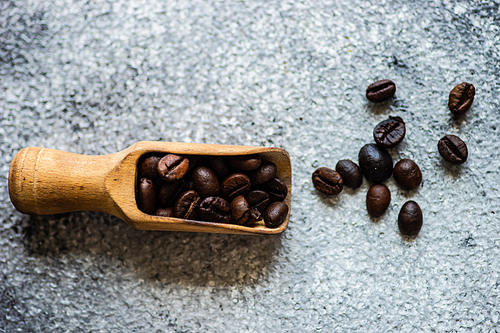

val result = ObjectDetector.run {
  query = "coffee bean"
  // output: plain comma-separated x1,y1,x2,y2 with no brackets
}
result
230,196,250,225
263,202,289,228
438,135,468,164
245,190,271,215
260,177,288,202
157,154,189,182
198,196,231,223
398,201,423,237
138,178,157,215
335,160,363,189
393,159,422,190
229,154,261,171
249,160,278,185
448,82,475,116
366,184,391,218
155,207,174,217
158,179,184,207
192,166,220,198
221,173,251,202
358,144,393,183
138,155,162,180
208,156,231,179
312,167,343,195
173,190,200,220
373,116,406,148
366,79,396,102
247,207,263,225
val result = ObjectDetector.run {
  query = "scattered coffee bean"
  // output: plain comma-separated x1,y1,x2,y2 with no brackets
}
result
260,177,288,202
448,82,475,116
230,196,250,225
249,160,278,185
312,167,343,195
373,116,406,148
192,166,220,198
173,190,200,220
366,79,396,102
229,154,261,171
398,201,423,237
438,135,468,164
335,160,363,189
366,184,391,218
138,155,161,180
157,154,189,182
198,196,231,223
263,201,289,228
138,178,157,215
221,173,251,202
393,159,422,190
358,144,393,183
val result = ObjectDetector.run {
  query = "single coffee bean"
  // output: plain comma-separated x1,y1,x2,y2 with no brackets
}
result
393,159,422,190
192,166,220,198
156,207,174,217
157,154,189,182
230,196,250,225
198,196,231,223
221,173,251,202
373,116,406,148
260,177,288,202
335,160,363,189
366,79,396,102
247,206,263,225
208,156,231,179
358,144,393,183
173,190,200,220
398,201,423,237
312,167,343,195
448,82,475,116
438,135,468,164
229,154,261,171
245,190,271,214
138,178,157,215
158,179,184,207
366,184,391,218
263,202,289,228
138,155,162,180
248,160,278,185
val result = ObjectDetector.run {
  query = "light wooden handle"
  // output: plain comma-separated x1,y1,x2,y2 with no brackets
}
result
8,147,121,216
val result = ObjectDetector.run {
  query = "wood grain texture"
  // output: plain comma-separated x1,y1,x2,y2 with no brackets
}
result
9,142,292,235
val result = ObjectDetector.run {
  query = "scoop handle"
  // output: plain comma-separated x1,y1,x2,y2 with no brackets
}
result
8,147,122,216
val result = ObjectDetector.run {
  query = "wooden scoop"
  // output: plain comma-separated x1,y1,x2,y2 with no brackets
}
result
8,142,292,235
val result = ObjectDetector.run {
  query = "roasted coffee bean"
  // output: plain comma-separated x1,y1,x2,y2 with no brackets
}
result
366,79,396,102
394,159,422,190
373,116,406,148
245,190,271,214
335,160,363,189
247,207,262,225
230,196,250,225
260,177,288,202
158,179,184,207
312,167,343,195
198,196,231,223
138,155,162,180
249,160,278,185
221,173,251,202
173,190,200,220
157,154,189,182
156,207,174,217
186,155,199,173
438,135,468,164
263,202,289,228
366,184,391,218
229,154,261,171
208,156,231,179
398,201,423,237
448,82,475,116
358,144,393,183
138,178,157,215
192,166,220,198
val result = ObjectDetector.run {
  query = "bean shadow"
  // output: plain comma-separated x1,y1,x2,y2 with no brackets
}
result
315,189,340,207
439,159,464,178
365,98,399,116
22,212,283,287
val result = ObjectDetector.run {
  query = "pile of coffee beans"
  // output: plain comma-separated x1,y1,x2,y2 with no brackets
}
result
136,153,289,228
312,79,474,239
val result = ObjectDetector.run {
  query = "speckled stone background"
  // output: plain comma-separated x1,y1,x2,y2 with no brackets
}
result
1,0,500,332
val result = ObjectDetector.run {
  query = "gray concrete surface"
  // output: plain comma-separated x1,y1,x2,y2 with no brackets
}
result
1,0,500,332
